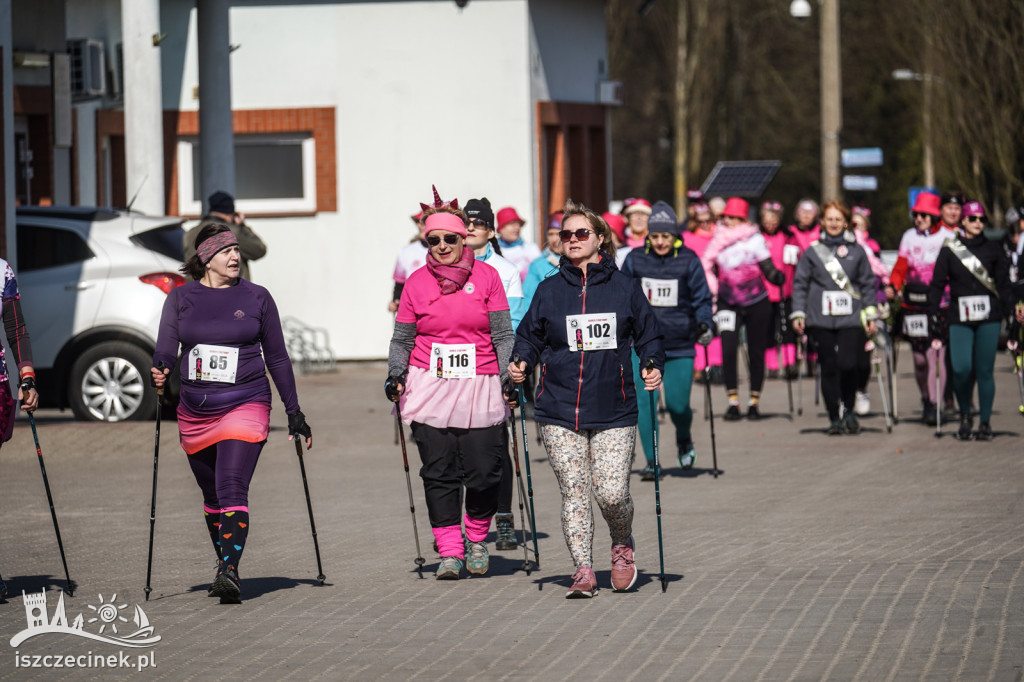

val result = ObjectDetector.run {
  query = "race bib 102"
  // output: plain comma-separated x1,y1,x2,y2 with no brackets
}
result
431,343,476,379
822,291,853,316
566,313,618,352
641,277,679,307
189,344,239,383
958,295,990,322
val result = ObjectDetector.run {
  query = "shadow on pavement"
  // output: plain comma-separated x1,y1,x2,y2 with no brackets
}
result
183,575,328,600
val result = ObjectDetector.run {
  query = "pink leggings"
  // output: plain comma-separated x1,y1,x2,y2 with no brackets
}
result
913,345,947,403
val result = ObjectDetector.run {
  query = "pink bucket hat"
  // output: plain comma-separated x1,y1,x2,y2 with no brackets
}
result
721,197,750,220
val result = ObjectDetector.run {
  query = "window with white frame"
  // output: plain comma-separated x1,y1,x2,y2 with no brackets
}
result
177,133,317,215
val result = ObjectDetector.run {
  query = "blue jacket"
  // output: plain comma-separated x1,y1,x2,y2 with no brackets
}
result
513,254,665,431
621,243,714,358
523,249,560,310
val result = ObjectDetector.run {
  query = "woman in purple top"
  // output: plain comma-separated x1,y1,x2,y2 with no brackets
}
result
152,224,312,604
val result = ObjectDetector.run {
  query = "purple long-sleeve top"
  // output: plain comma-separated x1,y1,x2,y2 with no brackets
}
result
153,279,299,415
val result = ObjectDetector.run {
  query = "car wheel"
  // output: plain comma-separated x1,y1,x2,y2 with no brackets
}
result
69,341,156,422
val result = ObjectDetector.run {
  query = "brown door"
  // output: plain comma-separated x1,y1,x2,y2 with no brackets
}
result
537,101,608,223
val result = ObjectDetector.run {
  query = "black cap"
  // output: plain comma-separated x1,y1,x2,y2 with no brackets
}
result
464,198,494,228
940,191,964,207
207,190,235,215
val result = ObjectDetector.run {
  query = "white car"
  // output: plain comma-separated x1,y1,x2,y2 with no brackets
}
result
15,206,186,422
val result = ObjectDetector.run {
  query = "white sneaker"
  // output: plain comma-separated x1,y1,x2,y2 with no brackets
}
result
854,391,871,416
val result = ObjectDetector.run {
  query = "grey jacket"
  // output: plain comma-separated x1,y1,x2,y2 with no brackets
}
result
790,231,878,330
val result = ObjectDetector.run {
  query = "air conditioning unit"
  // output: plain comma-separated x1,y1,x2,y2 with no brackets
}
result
597,80,624,106
67,39,105,98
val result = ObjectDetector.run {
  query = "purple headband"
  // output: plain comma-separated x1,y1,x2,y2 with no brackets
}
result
197,230,239,265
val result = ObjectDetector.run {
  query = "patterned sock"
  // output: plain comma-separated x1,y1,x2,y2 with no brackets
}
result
728,393,740,407
204,506,222,559
749,393,760,407
219,508,250,573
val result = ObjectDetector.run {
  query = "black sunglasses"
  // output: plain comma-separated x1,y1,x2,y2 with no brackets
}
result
468,219,490,228
912,212,933,219
559,228,594,242
964,215,988,224
426,234,461,247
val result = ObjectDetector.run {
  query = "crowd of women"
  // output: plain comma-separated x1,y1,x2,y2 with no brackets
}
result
380,185,1023,597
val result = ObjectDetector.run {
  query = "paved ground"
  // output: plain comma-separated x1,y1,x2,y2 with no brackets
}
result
0,349,1022,680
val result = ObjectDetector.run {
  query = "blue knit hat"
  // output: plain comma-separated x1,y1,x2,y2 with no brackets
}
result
647,201,680,236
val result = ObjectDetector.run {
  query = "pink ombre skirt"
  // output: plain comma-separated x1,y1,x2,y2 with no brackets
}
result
398,366,509,429
177,401,271,455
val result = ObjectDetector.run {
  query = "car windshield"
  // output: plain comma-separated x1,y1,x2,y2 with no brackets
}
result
131,224,185,262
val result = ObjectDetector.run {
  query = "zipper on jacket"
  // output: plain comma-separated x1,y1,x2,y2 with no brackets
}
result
620,364,626,402
574,271,587,430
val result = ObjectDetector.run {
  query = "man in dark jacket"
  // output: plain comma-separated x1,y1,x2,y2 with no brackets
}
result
182,191,267,281
622,201,714,476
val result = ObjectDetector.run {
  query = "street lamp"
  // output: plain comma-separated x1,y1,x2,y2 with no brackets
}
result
791,0,842,202
892,68,940,189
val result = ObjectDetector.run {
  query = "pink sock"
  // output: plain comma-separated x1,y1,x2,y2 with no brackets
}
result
782,343,796,366
765,348,779,371
463,514,491,543
432,525,464,559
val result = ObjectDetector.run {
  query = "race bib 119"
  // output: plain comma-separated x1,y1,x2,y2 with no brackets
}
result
431,343,476,379
958,295,990,322
566,313,618,352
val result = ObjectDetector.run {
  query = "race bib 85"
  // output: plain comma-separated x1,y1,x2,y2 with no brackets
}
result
189,344,239,383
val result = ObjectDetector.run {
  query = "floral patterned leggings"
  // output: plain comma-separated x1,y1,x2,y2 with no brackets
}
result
540,423,636,569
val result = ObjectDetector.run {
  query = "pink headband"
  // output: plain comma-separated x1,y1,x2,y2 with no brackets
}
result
197,230,239,265
424,212,467,238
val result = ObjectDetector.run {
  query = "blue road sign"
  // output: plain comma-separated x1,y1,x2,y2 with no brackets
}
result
841,148,883,168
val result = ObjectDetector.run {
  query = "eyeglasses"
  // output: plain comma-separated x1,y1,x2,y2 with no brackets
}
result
559,228,594,242
468,219,490,228
964,216,987,224
426,234,461,247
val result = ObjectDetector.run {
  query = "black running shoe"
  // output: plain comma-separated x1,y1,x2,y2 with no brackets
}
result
208,560,224,597
843,412,860,434
210,567,241,604
723,405,741,421
747,404,761,420
923,401,937,426
955,415,973,441
494,514,517,551
827,419,844,435
976,422,993,441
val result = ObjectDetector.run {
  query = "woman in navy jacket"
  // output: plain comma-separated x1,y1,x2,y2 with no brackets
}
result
510,200,664,599
622,201,714,478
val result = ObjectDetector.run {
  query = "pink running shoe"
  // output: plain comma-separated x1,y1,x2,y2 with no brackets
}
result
611,536,637,592
566,565,598,599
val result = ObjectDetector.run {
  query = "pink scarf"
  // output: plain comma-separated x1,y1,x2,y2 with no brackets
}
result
700,222,760,297
425,245,475,295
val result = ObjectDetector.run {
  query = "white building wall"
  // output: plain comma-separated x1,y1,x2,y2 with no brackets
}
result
165,0,541,359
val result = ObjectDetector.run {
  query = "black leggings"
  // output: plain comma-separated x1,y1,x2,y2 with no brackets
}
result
809,326,870,421
721,297,773,394
411,422,504,528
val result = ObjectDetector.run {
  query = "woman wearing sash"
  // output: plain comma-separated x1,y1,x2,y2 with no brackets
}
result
791,200,879,435
385,188,515,580
509,199,664,598
152,223,313,603
928,201,1012,440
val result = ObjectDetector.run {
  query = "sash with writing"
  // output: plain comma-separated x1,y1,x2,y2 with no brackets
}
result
810,241,860,300
944,237,997,295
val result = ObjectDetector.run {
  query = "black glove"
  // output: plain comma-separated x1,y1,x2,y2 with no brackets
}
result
18,375,37,394
384,375,403,402
288,410,312,440
696,322,713,346
502,377,520,408
769,269,785,286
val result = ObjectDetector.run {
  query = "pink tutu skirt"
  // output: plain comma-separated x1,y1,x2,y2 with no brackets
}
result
178,401,271,455
398,366,508,429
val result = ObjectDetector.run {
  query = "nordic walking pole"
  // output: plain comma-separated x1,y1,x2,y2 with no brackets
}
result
394,407,426,576
702,345,720,478
779,305,794,414
512,354,541,570
293,436,326,585
507,417,534,574
872,336,893,433
1016,307,1024,416
933,339,943,438
27,414,75,596
144,361,166,601
796,335,804,416
645,361,667,592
